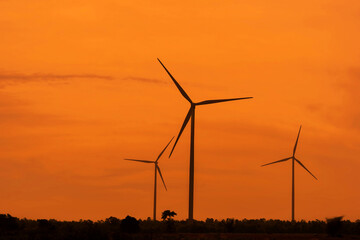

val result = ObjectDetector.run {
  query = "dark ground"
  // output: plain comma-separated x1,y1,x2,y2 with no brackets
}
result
118,233,360,240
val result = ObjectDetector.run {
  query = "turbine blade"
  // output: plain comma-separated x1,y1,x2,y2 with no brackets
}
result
124,159,154,163
261,157,292,167
169,107,194,157
293,125,302,155
157,58,192,103
196,97,253,105
156,136,174,162
156,165,167,191
295,158,318,180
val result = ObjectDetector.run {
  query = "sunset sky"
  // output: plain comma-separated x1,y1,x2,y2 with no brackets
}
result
1,0,359,221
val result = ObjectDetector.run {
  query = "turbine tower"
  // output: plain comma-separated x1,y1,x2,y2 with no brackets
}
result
124,137,173,221
261,125,317,221
158,58,253,220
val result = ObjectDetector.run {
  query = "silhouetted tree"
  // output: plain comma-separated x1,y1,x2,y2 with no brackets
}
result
120,215,139,233
161,210,177,233
161,210,177,221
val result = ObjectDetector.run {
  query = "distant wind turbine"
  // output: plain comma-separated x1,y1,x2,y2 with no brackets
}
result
261,125,317,221
124,137,173,221
157,58,253,220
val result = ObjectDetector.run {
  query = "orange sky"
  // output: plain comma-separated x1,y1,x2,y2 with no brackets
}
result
0,0,359,221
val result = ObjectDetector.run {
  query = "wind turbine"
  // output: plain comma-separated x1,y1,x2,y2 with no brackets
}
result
157,58,253,220
124,137,173,221
261,125,317,221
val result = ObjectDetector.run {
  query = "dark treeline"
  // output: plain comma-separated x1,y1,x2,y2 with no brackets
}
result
1,213,359,240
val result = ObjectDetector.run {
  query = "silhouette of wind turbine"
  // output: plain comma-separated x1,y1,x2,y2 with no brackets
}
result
261,125,317,222
124,137,173,221
157,58,253,220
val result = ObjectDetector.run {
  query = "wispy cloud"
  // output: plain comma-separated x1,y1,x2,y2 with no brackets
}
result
0,73,168,87
0,73,114,81
0,72,114,88
122,76,166,84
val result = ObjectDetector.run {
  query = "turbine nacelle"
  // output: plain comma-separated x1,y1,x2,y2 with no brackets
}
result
261,126,317,180
157,58,253,158
124,137,174,191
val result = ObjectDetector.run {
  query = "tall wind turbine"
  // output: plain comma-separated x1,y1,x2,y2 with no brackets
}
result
261,125,317,221
157,58,253,220
124,137,173,221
